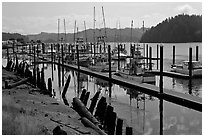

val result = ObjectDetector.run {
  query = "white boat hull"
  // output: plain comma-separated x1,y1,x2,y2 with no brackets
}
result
118,70,156,84
171,68,202,77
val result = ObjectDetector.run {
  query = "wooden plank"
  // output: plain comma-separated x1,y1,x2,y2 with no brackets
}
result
148,70,190,78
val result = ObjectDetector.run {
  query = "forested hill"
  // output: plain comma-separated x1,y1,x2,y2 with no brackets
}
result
140,14,202,43
2,32,29,42
27,28,147,43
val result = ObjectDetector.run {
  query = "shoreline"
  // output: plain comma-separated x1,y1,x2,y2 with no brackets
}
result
2,68,99,135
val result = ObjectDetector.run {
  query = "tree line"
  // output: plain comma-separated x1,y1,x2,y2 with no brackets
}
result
140,14,202,43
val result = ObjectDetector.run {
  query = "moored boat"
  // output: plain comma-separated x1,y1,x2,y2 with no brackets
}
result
116,58,156,84
89,55,117,72
171,61,202,77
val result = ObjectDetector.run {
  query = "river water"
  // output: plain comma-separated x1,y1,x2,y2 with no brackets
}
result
2,42,202,135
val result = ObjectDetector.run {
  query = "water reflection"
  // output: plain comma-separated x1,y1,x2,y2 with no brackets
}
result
172,77,202,97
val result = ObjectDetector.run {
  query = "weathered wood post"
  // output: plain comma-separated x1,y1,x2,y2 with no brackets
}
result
196,46,199,61
83,92,90,106
94,96,107,124
51,43,54,80
37,67,41,88
104,42,106,53
61,44,64,86
118,44,120,70
159,45,163,135
12,42,15,62
90,43,92,55
42,43,45,54
104,105,114,130
157,44,159,70
62,75,71,106
7,48,9,64
80,89,87,101
76,44,80,96
100,44,102,54
94,43,96,58
146,44,149,69
149,46,152,70
126,127,133,135
48,78,52,96
189,47,192,78
57,43,61,87
108,111,117,135
173,45,175,65
116,118,123,135
108,45,112,98
41,68,46,90
37,43,39,60
89,91,100,114
33,45,36,87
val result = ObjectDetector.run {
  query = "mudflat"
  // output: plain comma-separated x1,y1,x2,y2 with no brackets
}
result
2,69,98,135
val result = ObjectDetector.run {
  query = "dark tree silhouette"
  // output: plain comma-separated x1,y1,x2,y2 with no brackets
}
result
140,14,202,43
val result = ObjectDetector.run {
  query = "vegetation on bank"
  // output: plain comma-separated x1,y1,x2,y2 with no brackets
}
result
140,14,202,43
2,96,48,135
2,32,29,43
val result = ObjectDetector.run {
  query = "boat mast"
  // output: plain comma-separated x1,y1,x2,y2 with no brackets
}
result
131,20,133,57
131,20,133,45
114,21,118,47
73,20,77,60
64,19,66,43
102,6,107,43
93,7,96,48
58,19,60,43
142,21,145,69
119,21,121,45
93,6,96,58
84,21,88,46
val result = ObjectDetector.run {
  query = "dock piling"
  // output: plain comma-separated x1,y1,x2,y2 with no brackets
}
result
125,127,133,135
108,45,112,98
118,44,120,70
159,45,163,135
48,78,52,96
146,44,149,68
189,47,192,78
173,45,175,65
89,91,100,114
149,46,152,70
116,118,123,135
157,44,159,70
196,46,199,61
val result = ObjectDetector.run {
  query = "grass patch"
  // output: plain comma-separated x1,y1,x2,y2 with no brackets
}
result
2,96,49,135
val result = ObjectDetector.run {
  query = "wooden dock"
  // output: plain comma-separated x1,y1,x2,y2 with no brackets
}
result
147,70,201,79
45,59,201,112
25,47,202,112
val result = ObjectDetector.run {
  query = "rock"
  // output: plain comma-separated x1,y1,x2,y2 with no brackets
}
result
53,126,67,135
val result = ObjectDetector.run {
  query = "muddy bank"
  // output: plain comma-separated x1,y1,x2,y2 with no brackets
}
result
2,69,99,135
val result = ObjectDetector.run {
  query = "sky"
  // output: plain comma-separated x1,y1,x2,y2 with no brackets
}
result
2,1,202,35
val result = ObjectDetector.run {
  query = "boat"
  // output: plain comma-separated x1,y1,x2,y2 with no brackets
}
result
116,58,156,84
65,37,92,67
171,61,202,77
112,46,128,60
89,54,117,72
